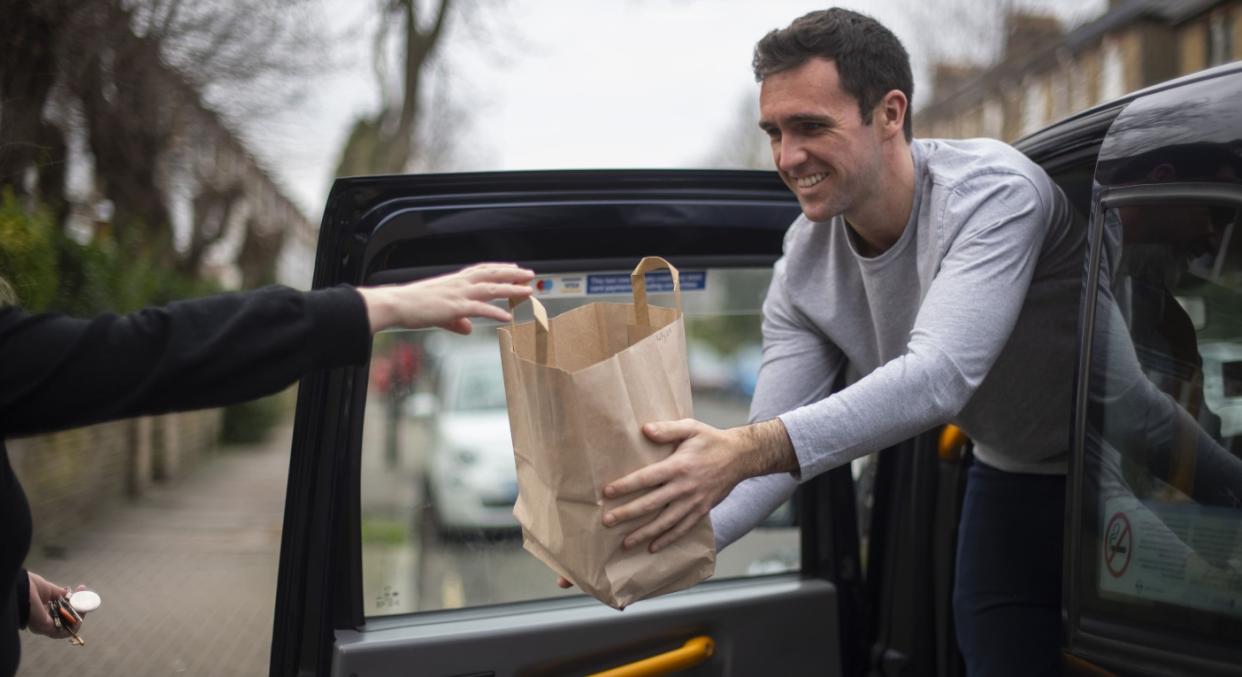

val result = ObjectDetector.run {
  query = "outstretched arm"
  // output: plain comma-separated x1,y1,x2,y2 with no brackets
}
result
358,263,534,334
0,263,533,437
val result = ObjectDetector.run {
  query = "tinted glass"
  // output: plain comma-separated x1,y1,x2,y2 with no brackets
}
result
359,267,800,617
1080,200,1242,642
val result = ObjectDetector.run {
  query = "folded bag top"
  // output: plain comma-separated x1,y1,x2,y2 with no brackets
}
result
497,256,715,609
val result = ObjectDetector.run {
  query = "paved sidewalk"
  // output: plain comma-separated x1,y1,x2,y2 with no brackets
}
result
18,426,294,676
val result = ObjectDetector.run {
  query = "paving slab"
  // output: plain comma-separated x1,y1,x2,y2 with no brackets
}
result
17,426,293,677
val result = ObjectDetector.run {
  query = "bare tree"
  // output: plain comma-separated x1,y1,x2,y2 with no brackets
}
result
2,0,329,278
335,0,454,177
0,0,73,203
128,0,329,123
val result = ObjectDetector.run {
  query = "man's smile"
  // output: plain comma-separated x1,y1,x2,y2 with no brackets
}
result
793,172,828,188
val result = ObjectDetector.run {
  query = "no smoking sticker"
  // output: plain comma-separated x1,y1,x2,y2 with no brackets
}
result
1105,512,1133,578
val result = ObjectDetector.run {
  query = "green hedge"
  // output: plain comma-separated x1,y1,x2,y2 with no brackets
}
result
1,193,285,444
0,189,59,311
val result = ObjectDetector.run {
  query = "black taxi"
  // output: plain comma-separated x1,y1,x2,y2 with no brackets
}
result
272,62,1242,676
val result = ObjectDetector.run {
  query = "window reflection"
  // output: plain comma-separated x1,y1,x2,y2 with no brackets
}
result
1083,196,1242,624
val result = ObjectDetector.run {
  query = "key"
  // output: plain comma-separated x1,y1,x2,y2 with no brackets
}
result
52,599,85,646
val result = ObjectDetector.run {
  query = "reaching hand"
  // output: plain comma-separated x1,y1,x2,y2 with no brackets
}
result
600,418,797,553
26,572,84,639
359,263,535,334
600,419,749,553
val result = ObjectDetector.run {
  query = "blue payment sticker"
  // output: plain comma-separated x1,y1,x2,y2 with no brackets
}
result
586,270,706,295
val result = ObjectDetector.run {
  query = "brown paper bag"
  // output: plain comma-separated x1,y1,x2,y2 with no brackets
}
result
496,257,715,609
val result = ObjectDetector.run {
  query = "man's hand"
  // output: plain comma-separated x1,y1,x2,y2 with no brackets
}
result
359,263,534,334
601,418,797,553
26,572,83,638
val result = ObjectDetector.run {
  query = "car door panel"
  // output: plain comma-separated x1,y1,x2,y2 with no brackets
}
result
1062,64,1242,676
275,170,857,677
334,578,840,676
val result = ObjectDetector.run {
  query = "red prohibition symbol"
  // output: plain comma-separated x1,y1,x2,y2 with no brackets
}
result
1105,512,1133,578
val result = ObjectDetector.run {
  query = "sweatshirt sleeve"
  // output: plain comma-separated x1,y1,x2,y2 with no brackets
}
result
781,173,1050,479
710,257,843,550
0,284,370,437
15,569,28,630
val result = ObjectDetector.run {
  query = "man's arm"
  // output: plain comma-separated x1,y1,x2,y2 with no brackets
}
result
606,173,1054,550
607,257,843,552
601,418,797,552
708,262,845,550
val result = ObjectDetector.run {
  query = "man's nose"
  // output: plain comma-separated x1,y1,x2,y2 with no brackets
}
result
777,136,806,172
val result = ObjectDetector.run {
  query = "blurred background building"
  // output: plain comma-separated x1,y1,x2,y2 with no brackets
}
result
918,0,1242,141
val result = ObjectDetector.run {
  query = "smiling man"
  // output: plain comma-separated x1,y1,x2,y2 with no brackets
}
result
600,8,1083,676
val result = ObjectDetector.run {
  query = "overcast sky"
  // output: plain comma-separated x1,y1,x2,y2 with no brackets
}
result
249,0,1106,218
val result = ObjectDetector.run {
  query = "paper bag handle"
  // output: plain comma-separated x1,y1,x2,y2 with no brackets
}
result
630,256,681,327
508,295,550,364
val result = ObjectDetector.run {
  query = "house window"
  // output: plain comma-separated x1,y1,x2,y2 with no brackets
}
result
1101,41,1125,102
982,99,1004,139
1207,12,1234,67
1021,79,1047,136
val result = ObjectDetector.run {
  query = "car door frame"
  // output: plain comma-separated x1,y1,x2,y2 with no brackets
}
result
269,170,871,676
1055,62,1242,676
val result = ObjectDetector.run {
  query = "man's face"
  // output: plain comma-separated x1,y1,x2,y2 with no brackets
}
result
759,57,886,223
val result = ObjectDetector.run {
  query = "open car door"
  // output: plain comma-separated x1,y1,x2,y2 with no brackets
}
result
269,170,869,676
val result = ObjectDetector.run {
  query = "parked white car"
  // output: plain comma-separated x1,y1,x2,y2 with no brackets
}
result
421,343,519,534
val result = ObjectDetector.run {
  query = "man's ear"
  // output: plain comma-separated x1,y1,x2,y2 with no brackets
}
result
877,89,908,140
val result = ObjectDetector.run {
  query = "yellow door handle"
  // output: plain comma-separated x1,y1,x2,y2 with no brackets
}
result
586,636,715,677
938,424,969,463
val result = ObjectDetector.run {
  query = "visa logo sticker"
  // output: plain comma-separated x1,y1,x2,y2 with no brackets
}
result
531,275,585,297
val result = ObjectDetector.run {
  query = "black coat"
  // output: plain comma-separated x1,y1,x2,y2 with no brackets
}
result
0,285,369,676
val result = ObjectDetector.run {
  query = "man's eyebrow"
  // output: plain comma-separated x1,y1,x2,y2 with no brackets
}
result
788,113,834,126
758,114,835,131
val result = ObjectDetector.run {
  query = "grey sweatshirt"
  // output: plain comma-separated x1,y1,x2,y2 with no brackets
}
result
712,138,1084,550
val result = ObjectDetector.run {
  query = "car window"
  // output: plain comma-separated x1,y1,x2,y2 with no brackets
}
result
358,267,800,617
1078,199,1242,646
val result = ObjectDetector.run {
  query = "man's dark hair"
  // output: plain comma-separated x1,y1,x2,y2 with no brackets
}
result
753,8,914,141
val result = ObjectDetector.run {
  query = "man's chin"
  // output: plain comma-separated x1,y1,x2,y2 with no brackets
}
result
799,203,839,224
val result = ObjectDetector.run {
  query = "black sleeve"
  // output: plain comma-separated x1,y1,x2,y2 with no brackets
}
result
15,569,28,630
0,285,370,437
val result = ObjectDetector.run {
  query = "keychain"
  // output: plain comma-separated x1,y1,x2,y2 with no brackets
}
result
48,590,101,646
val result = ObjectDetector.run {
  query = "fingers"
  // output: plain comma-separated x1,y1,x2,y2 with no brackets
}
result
556,576,573,589
465,282,533,303
602,419,699,499
604,479,680,527
650,508,708,553
603,458,675,500
461,263,535,284
620,497,701,553
441,317,472,335
467,300,518,323
641,419,701,444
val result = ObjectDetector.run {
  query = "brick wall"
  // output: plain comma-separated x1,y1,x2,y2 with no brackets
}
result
9,409,222,550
